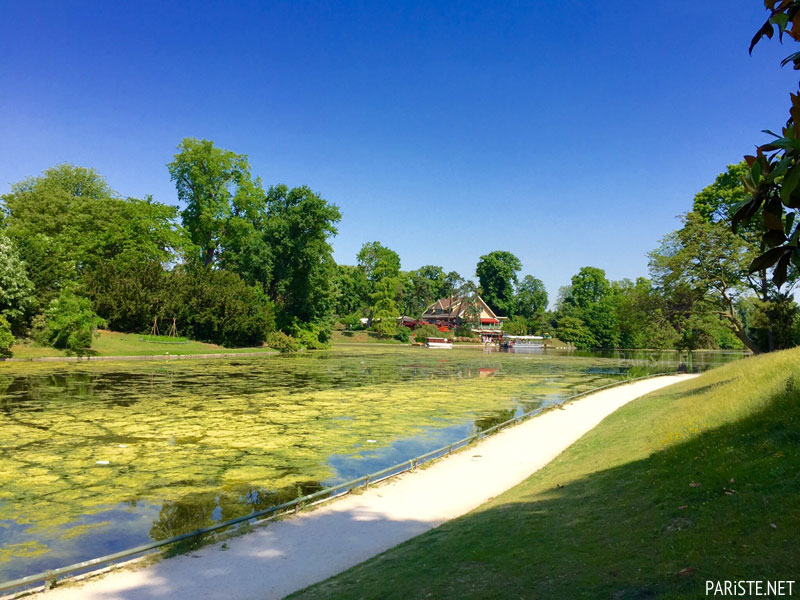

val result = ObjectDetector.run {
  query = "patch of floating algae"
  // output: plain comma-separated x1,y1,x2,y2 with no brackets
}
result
0,346,669,575
0,541,48,563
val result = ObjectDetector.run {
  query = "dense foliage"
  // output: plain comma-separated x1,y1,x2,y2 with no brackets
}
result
0,316,14,358
0,139,341,354
3,130,799,356
42,288,106,355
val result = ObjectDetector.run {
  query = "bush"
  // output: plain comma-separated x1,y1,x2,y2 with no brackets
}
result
85,257,167,333
413,323,445,343
0,316,14,358
395,326,411,343
266,331,299,353
164,266,275,347
291,320,332,350
340,312,364,331
454,326,475,338
43,288,106,355
373,314,398,339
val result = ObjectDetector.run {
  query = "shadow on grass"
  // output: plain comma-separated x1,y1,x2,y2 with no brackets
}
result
291,387,799,600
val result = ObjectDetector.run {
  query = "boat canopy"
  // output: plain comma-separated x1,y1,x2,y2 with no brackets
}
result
504,335,544,340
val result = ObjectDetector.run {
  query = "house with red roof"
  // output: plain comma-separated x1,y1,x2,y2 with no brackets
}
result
420,294,505,336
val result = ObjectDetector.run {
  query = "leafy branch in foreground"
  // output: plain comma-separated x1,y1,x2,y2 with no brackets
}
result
735,1,800,286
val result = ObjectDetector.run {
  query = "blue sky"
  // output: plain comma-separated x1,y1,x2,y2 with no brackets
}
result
0,1,796,303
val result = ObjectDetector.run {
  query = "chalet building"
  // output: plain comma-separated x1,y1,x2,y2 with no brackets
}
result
420,294,505,335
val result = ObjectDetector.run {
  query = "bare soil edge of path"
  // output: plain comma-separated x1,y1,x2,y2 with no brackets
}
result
14,374,696,600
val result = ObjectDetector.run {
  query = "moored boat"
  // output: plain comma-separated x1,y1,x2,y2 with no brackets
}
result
426,337,453,349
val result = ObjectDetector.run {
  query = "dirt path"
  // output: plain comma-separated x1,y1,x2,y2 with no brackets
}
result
28,374,695,600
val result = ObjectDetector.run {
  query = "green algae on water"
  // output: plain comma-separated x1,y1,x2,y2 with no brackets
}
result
0,346,713,580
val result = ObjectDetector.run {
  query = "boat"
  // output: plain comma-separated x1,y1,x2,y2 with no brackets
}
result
425,337,453,349
501,335,544,350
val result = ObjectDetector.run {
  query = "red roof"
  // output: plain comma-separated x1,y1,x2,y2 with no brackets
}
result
481,317,499,324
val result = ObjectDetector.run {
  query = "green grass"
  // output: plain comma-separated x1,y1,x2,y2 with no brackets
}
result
289,348,800,599
137,334,190,343
9,330,274,359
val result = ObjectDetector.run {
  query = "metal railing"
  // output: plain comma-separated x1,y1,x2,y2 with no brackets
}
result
0,371,676,595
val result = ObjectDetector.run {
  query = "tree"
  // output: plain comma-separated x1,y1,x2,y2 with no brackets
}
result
515,275,548,326
569,267,611,309
555,267,619,349
357,242,401,283
695,162,798,350
333,264,369,317
168,138,265,267
401,266,452,317
503,316,528,335
263,185,341,328
554,315,596,349
611,278,678,349
357,242,401,326
457,280,483,329
2,164,183,307
475,251,521,316
649,213,760,353
0,233,35,332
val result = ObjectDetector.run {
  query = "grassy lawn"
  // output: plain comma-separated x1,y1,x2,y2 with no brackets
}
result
9,330,275,359
289,348,800,599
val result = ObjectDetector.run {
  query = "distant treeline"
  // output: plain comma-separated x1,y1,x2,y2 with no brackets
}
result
0,139,797,356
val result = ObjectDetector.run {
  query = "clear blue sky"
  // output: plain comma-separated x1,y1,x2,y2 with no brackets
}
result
1,1,795,303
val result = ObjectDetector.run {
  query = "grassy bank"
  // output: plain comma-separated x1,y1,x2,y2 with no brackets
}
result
289,349,800,599
8,330,274,359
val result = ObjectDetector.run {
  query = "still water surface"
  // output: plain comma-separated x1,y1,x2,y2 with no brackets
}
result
0,346,744,580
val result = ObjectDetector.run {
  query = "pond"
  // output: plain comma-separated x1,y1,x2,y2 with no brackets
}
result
0,346,745,582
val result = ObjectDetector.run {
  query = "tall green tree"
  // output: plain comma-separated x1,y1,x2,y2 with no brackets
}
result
334,264,369,317
357,242,401,283
168,138,266,267
649,213,760,353
693,162,797,351
263,185,341,327
475,251,521,316
515,275,548,327
556,267,619,348
569,267,611,309
611,278,678,349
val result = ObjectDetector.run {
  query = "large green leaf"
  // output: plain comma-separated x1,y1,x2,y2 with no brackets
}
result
749,246,788,272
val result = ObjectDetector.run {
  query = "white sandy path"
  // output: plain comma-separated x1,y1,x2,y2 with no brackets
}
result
31,374,695,600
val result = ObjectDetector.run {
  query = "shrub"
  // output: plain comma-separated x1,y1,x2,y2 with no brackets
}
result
373,313,398,339
0,316,14,358
340,312,363,330
44,288,106,355
266,331,299,353
413,323,443,343
291,320,332,350
454,326,475,338
85,257,167,333
395,326,411,343
164,266,275,347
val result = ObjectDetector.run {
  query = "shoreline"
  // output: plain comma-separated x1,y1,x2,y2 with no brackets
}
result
18,374,696,600
0,350,278,364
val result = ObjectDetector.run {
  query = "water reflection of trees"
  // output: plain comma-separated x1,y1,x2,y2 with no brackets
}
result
149,481,325,542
